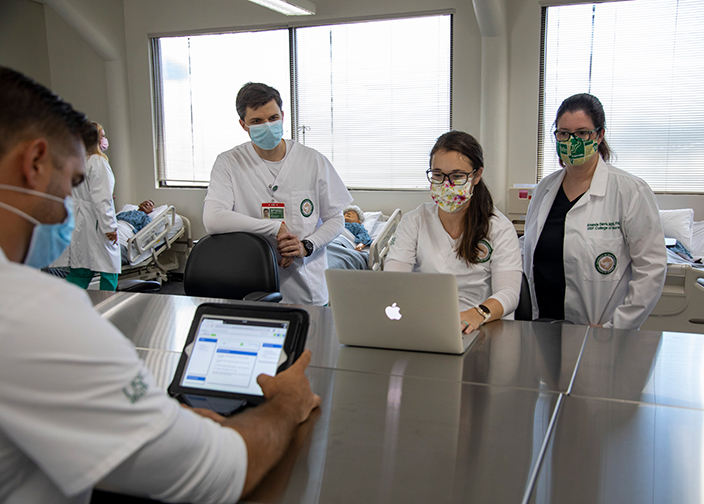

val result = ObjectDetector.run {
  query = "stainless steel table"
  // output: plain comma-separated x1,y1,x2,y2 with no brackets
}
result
89,291,704,503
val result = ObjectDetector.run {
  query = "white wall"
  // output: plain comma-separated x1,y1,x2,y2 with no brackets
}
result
506,0,542,190
44,7,109,130
0,0,51,87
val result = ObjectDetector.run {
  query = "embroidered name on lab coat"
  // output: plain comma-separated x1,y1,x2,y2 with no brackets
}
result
587,221,621,231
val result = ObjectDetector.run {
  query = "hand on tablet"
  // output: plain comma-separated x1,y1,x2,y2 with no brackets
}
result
256,349,321,424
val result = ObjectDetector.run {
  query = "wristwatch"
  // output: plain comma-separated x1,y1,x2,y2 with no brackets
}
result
474,304,491,323
301,239,314,257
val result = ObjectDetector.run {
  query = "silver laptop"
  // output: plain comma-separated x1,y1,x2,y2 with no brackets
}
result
325,270,478,354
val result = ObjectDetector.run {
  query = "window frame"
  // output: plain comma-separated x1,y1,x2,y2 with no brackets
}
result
150,11,453,190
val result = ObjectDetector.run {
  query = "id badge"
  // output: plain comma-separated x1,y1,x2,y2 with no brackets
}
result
262,202,285,220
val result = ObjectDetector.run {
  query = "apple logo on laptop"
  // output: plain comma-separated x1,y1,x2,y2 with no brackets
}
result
385,302,402,320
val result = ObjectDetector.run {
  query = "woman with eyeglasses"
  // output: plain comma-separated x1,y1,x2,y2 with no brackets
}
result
386,131,522,333
523,93,666,329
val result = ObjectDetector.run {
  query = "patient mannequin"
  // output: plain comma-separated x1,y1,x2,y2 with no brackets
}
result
343,205,372,251
116,200,155,233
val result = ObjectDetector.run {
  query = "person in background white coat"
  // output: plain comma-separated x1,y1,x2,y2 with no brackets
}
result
523,93,667,330
203,82,352,305
386,131,522,333
64,122,121,290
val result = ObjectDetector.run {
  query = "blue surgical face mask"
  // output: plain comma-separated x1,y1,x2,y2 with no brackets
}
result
0,184,75,268
248,120,284,151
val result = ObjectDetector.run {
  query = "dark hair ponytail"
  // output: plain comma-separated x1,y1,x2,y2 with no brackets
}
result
430,131,495,264
458,179,494,264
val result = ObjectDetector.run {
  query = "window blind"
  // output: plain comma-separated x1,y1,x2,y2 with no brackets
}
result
295,15,452,189
539,0,704,193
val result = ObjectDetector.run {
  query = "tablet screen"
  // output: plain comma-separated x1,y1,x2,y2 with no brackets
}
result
180,314,288,396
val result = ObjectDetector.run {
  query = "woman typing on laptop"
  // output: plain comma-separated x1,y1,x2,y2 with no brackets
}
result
385,131,522,333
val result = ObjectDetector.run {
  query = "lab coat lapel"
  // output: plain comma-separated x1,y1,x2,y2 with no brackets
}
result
566,158,608,216
534,169,567,241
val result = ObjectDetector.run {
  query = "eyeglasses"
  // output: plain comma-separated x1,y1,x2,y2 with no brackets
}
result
426,169,473,186
553,128,599,141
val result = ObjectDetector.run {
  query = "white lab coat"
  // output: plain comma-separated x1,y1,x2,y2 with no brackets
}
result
204,140,352,305
523,158,667,329
63,155,121,273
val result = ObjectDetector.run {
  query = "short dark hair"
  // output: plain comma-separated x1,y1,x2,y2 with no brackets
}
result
430,131,495,265
236,82,283,120
0,66,97,160
554,93,612,165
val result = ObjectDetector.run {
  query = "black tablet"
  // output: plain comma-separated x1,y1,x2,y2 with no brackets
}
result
168,303,309,416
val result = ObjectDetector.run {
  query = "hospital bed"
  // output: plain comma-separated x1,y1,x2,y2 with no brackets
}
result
642,210,704,334
327,209,402,271
116,204,192,284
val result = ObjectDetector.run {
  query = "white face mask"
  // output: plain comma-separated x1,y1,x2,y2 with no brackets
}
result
430,180,474,213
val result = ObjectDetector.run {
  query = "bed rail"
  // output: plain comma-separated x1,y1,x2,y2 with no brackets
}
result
369,208,402,271
126,206,176,264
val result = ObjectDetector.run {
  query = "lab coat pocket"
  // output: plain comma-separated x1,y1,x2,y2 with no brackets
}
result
583,237,626,282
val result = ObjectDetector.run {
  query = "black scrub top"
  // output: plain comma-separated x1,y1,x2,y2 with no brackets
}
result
533,185,584,320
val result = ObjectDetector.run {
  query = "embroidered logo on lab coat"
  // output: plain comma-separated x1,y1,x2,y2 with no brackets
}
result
300,199,314,217
122,371,149,404
476,239,493,263
595,252,617,275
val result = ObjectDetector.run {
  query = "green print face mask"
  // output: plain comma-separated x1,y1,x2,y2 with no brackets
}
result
556,137,598,166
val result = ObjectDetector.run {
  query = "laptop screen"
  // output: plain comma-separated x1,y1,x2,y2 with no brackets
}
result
180,314,288,397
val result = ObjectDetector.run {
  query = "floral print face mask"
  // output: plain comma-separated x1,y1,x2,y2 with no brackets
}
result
430,179,473,213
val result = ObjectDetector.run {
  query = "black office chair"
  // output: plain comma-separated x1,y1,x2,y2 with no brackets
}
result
116,279,162,293
514,272,532,321
184,232,282,302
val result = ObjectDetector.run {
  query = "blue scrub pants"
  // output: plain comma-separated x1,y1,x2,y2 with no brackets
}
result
66,267,118,291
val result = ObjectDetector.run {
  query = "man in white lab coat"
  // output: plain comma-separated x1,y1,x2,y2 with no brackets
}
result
203,82,353,305
0,67,319,504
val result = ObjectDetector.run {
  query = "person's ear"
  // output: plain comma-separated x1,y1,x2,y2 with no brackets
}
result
239,118,248,133
21,138,52,189
472,167,484,186
597,128,605,145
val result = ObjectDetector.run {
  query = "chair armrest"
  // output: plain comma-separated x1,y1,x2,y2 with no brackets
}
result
243,291,283,303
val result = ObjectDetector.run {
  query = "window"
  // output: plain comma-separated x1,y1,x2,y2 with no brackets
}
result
153,30,290,187
539,0,704,192
152,15,452,189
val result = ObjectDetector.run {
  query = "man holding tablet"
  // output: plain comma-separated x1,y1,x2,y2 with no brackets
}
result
0,67,320,504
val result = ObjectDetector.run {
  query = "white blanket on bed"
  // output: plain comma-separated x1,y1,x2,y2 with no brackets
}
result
117,204,183,265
